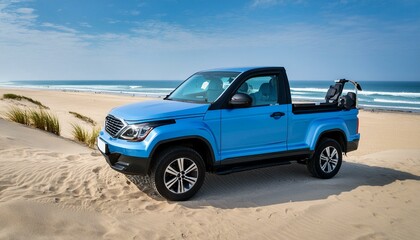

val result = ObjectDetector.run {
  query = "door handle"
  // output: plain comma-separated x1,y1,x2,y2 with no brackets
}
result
270,112,285,118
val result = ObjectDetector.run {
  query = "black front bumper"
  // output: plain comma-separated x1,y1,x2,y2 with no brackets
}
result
346,139,359,153
102,151,150,175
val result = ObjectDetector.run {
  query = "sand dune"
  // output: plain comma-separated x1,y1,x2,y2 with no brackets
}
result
1,89,420,239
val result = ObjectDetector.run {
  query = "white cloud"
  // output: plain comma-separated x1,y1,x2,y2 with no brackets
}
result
15,7,33,14
251,0,304,8
79,22,92,28
130,10,140,16
42,22,78,33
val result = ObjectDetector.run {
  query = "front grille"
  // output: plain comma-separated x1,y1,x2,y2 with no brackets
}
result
105,115,125,137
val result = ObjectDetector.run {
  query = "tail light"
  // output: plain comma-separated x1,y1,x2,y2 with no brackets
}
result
356,117,359,133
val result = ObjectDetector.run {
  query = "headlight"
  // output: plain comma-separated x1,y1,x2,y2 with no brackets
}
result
119,123,153,141
118,120,175,142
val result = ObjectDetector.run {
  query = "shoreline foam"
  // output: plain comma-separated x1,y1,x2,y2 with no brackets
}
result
2,86,420,114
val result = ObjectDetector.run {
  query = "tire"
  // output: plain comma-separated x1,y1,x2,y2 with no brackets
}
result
307,138,342,179
150,147,205,201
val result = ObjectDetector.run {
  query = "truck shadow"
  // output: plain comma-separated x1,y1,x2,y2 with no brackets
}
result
177,160,420,209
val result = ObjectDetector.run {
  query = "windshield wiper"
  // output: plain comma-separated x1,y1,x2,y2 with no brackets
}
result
165,98,208,104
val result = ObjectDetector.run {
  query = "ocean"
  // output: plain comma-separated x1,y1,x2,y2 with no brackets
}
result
1,80,420,113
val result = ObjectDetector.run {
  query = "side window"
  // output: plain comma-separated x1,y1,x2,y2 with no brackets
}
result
236,75,278,106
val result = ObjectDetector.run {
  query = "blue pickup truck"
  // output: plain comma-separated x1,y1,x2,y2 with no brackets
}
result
97,67,361,201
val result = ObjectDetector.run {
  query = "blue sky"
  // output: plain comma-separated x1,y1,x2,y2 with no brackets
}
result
0,0,419,81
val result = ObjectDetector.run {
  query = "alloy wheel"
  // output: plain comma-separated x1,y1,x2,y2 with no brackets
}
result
319,146,339,173
164,157,199,194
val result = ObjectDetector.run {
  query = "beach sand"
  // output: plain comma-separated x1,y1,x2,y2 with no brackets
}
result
0,88,420,239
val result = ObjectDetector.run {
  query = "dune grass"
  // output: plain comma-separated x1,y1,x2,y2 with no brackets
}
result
43,112,60,135
3,93,49,109
71,123,89,142
4,106,29,125
69,111,96,125
29,109,45,130
87,127,101,148
28,109,60,135
4,107,60,135
71,123,100,148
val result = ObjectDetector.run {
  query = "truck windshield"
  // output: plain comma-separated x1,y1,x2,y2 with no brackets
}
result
167,71,240,103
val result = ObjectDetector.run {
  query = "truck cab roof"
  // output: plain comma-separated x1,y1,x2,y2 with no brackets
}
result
200,66,285,74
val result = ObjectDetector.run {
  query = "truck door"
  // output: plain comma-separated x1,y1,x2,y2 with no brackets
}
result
220,74,288,161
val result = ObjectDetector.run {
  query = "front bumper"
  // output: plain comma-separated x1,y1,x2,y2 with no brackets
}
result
101,150,150,175
98,133,151,175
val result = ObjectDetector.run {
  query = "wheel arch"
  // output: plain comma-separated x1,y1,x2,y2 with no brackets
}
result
315,129,347,153
148,136,215,173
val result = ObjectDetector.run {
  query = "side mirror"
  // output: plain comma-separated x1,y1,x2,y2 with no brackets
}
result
229,93,252,108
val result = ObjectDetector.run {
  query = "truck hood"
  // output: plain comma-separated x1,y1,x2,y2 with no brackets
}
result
109,100,210,122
